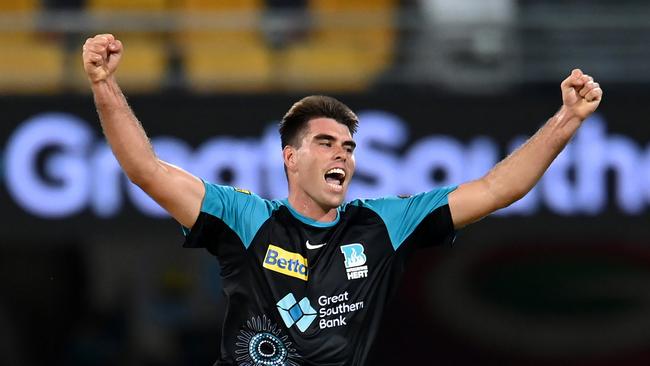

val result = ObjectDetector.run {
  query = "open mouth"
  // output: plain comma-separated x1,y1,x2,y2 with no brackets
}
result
324,168,346,188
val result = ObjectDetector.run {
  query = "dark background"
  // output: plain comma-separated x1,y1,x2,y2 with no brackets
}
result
1,89,650,365
2,0,650,364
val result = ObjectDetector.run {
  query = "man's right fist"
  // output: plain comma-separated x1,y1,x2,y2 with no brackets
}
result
83,34,123,84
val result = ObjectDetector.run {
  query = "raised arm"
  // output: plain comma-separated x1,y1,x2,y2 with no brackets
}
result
448,69,603,228
83,34,204,228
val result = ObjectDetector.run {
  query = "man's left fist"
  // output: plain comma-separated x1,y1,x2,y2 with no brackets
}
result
560,68,603,121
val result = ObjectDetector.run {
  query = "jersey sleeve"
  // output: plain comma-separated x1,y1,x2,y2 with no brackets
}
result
182,181,278,250
359,186,457,250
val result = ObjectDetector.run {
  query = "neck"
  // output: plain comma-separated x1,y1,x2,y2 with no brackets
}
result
287,191,338,223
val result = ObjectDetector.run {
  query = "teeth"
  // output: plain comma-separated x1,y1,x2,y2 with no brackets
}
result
326,168,346,177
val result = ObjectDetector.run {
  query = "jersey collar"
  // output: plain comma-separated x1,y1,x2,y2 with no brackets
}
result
281,199,341,227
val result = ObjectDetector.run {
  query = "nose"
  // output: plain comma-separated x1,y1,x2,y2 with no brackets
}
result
333,145,346,161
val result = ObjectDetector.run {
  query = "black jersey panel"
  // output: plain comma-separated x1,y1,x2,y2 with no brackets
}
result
183,212,252,278
404,204,457,249
183,211,228,252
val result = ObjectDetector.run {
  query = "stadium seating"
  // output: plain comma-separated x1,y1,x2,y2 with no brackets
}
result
279,0,396,91
0,0,38,12
75,0,170,92
0,0,65,93
176,0,273,92
0,0,397,93
176,0,396,92
88,0,168,11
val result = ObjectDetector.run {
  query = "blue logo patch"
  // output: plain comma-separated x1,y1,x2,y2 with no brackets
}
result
340,243,369,280
276,293,317,332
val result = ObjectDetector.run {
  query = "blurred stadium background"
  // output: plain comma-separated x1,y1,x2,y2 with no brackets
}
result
1,0,650,365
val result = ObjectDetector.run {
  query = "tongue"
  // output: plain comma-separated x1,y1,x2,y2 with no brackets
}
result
326,177,341,185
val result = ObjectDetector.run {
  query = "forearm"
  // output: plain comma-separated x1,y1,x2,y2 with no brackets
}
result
92,77,160,185
483,105,582,208
449,69,602,228
83,34,205,227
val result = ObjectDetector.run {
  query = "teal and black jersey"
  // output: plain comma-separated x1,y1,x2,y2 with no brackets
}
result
183,182,457,366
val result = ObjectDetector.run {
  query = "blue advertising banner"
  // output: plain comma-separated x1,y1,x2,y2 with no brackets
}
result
1,92,648,240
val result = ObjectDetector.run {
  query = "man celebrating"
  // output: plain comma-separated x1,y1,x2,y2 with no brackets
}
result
83,34,602,366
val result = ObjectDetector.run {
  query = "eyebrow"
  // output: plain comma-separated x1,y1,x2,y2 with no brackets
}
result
313,134,356,149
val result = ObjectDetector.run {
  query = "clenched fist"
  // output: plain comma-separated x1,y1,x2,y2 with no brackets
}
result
83,34,123,84
561,68,603,121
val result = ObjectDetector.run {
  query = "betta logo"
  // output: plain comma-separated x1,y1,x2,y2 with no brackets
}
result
263,245,309,281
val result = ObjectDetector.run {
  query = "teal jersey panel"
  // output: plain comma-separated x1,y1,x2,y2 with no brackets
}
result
348,186,457,250
197,182,281,248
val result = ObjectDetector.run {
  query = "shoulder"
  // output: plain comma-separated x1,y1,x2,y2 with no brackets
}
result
344,186,457,213
201,181,282,218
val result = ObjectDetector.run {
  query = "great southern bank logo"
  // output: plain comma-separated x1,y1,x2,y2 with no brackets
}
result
263,245,308,281
276,293,317,332
340,243,368,280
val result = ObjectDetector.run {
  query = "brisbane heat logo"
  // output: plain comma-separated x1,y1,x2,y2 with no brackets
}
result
340,243,368,280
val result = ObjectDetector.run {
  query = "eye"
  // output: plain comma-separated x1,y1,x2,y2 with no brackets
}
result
320,141,332,147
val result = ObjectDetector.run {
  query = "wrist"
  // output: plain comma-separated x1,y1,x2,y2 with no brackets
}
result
556,105,583,126
91,76,124,107
90,76,118,93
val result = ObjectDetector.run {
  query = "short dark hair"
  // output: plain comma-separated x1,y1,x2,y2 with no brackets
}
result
279,95,358,149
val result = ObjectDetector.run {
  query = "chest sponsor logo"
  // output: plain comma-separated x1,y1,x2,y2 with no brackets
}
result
276,293,317,332
317,291,365,329
340,243,369,280
263,244,309,281
277,291,366,331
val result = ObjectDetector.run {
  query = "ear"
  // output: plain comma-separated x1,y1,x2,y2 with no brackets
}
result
283,146,297,172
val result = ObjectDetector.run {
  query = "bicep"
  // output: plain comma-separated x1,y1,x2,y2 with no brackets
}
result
448,178,501,229
138,160,205,229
